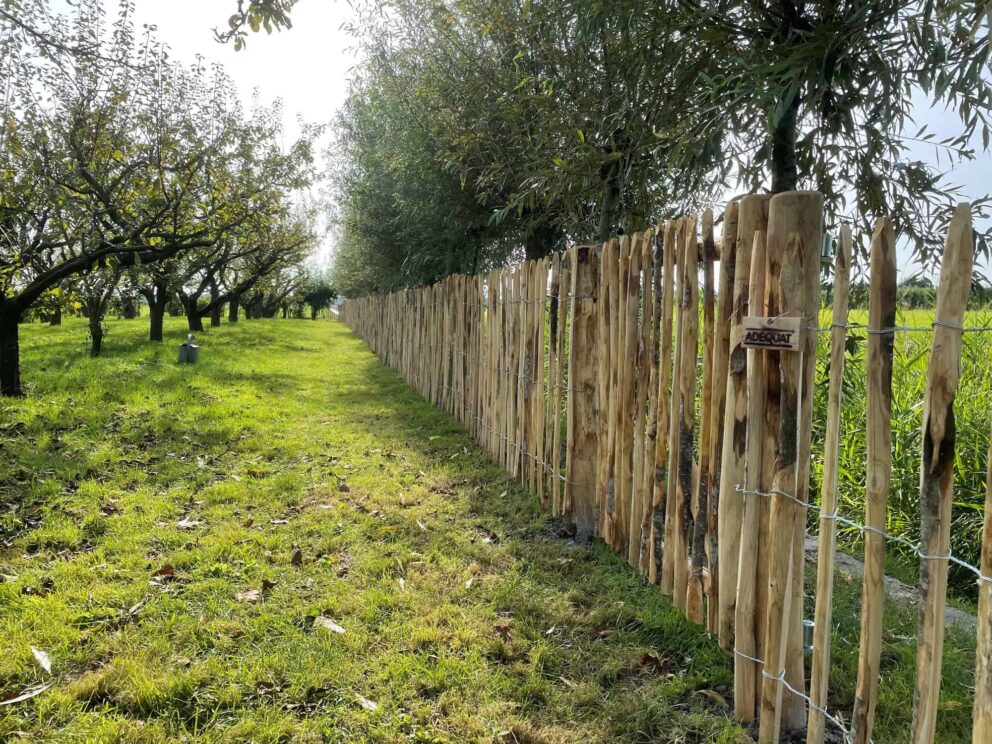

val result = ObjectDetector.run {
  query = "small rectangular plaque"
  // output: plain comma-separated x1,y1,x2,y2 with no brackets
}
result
742,317,803,351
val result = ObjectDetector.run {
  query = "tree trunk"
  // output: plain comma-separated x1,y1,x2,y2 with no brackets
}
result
89,315,104,358
0,303,22,397
596,159,623,243
281,305,288,319
183,296,205,332
770,91,801,193
229,293,241,323
123,297,137,320
210,303,222,327
525,220,562,261
310,306,318,321
149,305,164,342
49,305,62,326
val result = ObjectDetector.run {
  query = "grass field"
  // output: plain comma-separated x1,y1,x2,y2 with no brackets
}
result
1,317,747,743
0,315,982,742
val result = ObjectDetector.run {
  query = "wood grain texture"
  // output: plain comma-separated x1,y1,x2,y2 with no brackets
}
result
650,222,677,585
718,196,767,649
565,246,601,538
706,206,734,634
758,233,806,743
733,229,768,724
851,216,897,744
975,420,992,744
807,225,852,744
912,203,974,744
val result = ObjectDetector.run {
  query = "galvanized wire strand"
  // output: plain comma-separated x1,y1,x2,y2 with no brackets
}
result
732,647,857,743
733,484,992,585
808,321,992,334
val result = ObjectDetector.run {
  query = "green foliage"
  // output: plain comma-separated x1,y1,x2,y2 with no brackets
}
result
332,0,992,295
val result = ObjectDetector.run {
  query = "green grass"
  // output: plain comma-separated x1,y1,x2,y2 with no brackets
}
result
1,317,748,743
810,307,992,603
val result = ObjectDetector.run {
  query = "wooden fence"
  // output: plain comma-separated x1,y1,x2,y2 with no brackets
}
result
341,191,992,743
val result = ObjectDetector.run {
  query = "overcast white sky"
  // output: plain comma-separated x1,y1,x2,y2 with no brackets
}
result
64,2,992,279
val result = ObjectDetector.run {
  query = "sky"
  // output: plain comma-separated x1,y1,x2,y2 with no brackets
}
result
59,2,992,280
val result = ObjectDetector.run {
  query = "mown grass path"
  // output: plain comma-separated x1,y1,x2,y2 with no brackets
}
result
1,318,745,743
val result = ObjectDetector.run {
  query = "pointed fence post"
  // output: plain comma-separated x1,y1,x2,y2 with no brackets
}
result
851,217,897,744
807,225,853,744
565,245,601,538
912,203,974,743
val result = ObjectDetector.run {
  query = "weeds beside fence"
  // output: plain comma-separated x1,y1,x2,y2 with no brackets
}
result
341,191,992,743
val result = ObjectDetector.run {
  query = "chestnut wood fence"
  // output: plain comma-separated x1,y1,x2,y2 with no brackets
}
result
341,191,992,744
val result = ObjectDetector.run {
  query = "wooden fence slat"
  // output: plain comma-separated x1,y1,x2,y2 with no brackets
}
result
674,216,698,613
598,240,619,539
662,219,686,596
718,195,767,649
707,204,737,634
733,229,768,724
689,210,716,624
912,203,974,743
630,231,655,568
807,225,853,744
975,421,992,743
565,245,600,537
650,222,677,585
640,229,662,576
758,233,807,743
851,216,897,744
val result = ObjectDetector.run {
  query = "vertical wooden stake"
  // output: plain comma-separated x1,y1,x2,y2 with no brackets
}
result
650,222,677,585
630,230,655,568
565,245,600,538
718,195,767,649
733,230,768,723
851,217,897,744
911,203,974,743
662,220,686,596
758,233,807,743
673,216,699,612
975,420,992,743
640,229,662,576
807,225,853,744
688,210,715,623
706,206,735,634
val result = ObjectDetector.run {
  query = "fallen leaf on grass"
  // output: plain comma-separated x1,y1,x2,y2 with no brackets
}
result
464,578,474,588
314,616,346,634
291,548,303,567
261,579,277,593
270,519,289,526
237,589,262,603
176,517,203,530
416,520,428,532
494,621,512,640
695,689,729,710
398,578,406,591
0,683,52,706
355,695,378,711
639,651,671,674
150,565,176,581
30,647,51,674
558,676,579,689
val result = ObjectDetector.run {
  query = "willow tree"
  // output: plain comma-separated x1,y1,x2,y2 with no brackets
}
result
675,0,992,263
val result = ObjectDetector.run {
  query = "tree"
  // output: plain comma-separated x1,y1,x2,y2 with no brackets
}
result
673,0,992,266
302,274,336,320
215,0,299,50
1,0,319,393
